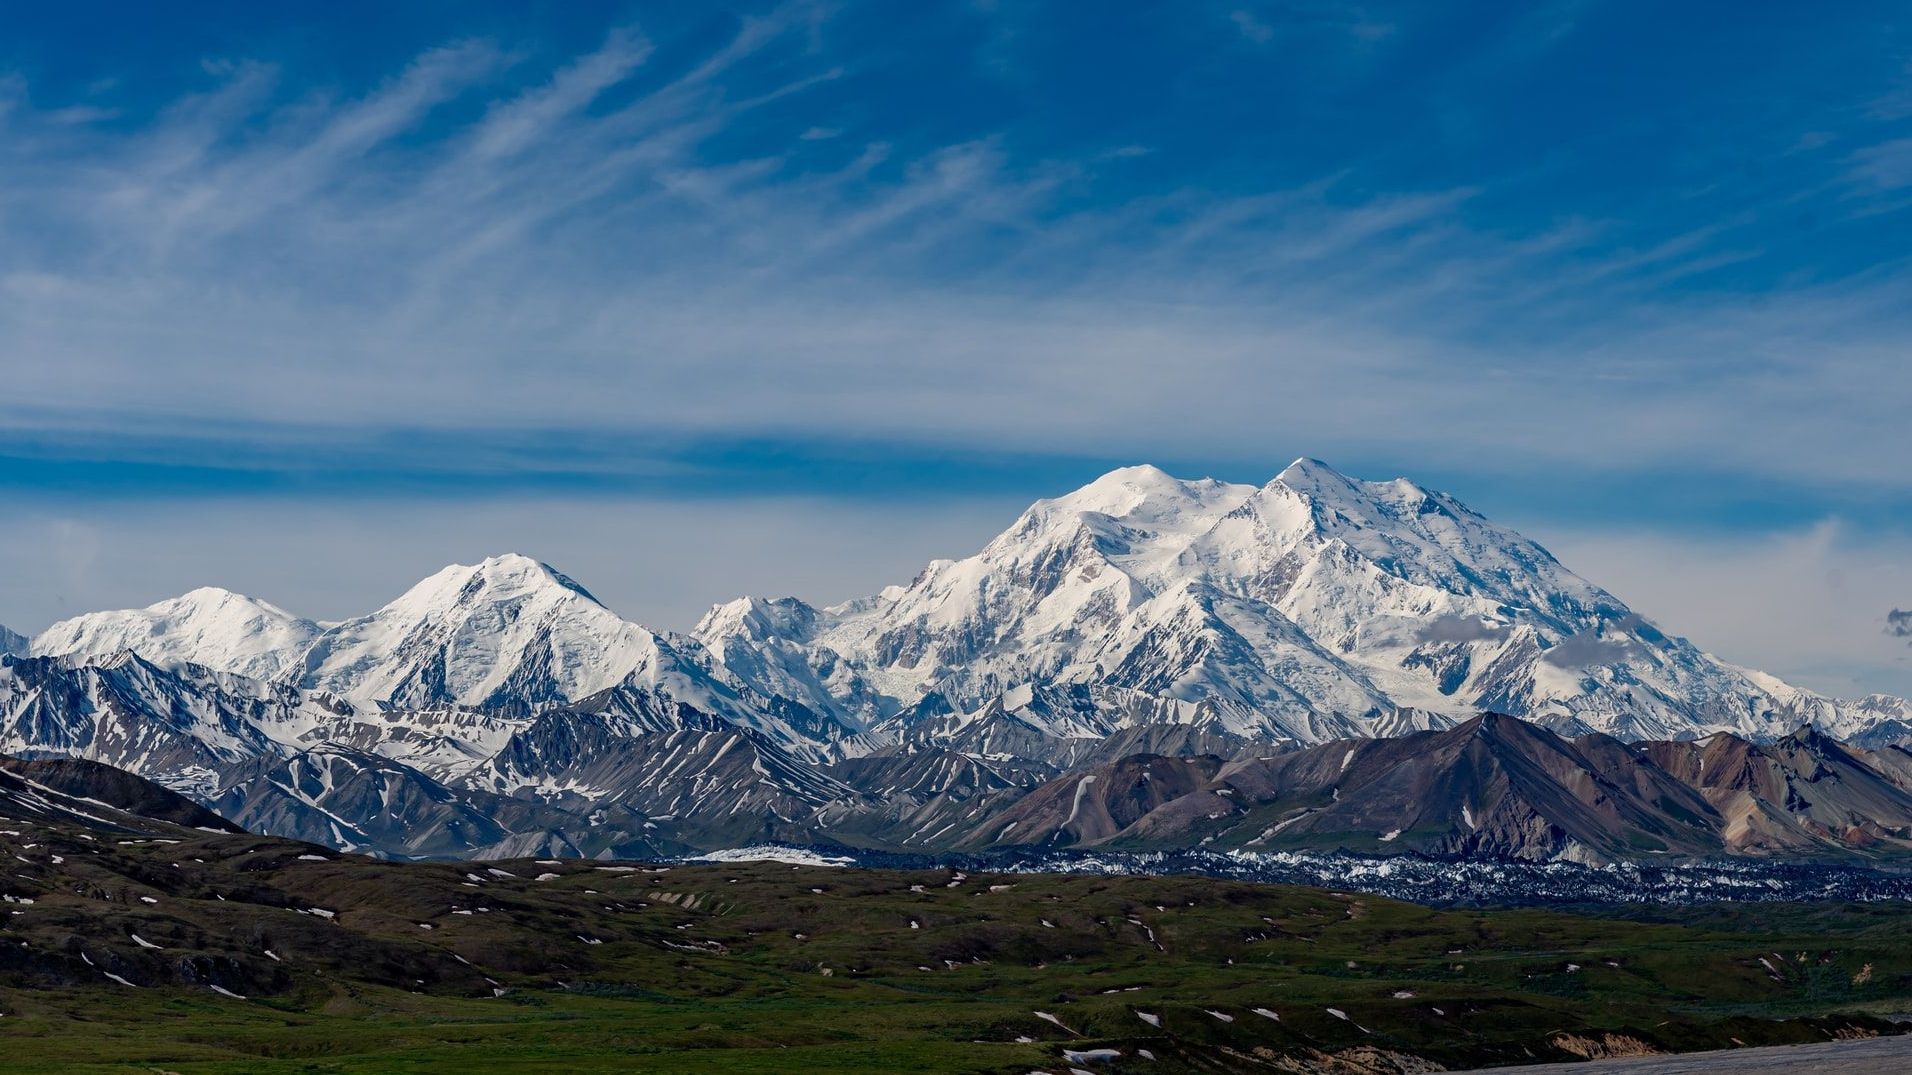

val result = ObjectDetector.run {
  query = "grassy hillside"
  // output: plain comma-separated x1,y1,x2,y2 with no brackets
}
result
0,821,1906,1072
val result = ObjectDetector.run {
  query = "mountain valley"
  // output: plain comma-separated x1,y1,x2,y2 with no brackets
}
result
0,769,1905,1073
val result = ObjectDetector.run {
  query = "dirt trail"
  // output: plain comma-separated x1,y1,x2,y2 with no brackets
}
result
1449,1032,1912,1073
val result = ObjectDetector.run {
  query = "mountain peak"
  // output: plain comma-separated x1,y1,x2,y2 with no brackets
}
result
168,585,299,617
474,552,571,583
1777,722,1842,750
477,552,554,573
1278,455,1344,476
415,554,603,609
1457,710,1551,743
305,554,668,711
1045,465,1254,525
1067,463,1198,500
1272,456,1361,492
694,595,819,644
1098,462,1178,483
30,585,320,683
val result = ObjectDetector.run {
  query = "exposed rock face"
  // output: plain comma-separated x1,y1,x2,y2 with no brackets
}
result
1643,727,1912,854
946,714,1912,863
0,751,243,834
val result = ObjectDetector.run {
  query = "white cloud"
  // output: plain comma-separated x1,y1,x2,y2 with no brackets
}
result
1537,519,1912,699
1230,10,1276,44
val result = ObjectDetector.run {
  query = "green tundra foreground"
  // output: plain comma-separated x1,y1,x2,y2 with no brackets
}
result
0,827,1906,1073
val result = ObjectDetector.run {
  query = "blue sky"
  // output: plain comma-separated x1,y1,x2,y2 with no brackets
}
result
1,2,1909,695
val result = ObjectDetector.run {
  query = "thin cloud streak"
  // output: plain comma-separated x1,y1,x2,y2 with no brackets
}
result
0,8,1905,497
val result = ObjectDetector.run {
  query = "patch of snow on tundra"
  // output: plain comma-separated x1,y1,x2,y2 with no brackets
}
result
692,846,853,867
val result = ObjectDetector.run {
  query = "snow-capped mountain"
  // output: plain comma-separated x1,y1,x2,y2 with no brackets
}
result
697,459,1901,748
0,624,26,657
300,555,675,711
32,464,1899,760
32,587,322,683
35,554,848,756
0,647,803,858
694,465,1407,743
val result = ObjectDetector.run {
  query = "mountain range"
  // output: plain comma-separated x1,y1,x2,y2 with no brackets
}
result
5,458,1909,864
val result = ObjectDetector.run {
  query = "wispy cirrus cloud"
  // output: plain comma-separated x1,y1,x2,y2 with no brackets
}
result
0,3,1906,502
